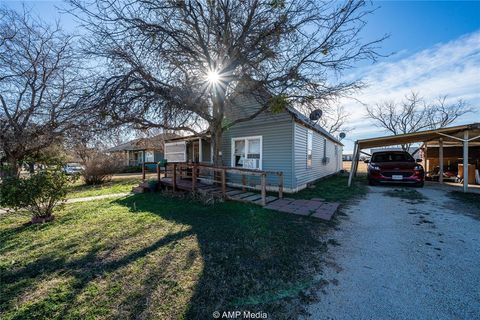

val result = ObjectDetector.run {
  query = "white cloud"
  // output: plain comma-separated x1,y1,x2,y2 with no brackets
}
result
341,31,480,152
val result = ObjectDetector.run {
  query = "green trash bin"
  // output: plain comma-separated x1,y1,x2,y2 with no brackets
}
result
158,159,168,170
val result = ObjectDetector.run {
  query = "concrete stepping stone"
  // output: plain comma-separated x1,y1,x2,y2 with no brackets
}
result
254,196,278,205
311,202,340,221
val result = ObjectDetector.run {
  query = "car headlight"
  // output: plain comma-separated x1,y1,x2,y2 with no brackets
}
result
414,165,423,170
369,165,380,171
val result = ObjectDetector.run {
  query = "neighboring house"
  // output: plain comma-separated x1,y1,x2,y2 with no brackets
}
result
107,133,178,166
164,94,343,193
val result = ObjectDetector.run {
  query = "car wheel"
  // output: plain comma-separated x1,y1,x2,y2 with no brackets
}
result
368,179,376,186
416,182,424,188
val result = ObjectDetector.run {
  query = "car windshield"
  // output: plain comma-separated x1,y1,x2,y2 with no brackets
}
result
371,152,414,163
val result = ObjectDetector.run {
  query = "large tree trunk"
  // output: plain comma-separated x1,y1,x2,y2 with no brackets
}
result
210,124,224,167
5,156,20,178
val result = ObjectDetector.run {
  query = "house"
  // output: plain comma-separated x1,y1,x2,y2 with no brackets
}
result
107,133,178,167
164,94,343,193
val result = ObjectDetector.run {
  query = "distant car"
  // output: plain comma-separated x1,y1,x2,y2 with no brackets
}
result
63,163,84,175
365,151,424,187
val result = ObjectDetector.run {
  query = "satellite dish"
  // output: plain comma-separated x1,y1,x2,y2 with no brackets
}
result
339,132,346,140
309,109,323,121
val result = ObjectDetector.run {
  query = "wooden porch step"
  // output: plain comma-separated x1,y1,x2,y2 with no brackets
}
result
242,194,263,202
229,192,255,200
226,190,245,196
254,196,278,205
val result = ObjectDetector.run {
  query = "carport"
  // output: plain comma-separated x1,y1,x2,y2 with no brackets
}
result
348,123,480,192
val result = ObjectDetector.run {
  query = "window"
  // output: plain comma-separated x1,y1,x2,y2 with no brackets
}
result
145,151,154,162
164,141,186,162
371,152,414,163
307,130,313,168
232,136,262,169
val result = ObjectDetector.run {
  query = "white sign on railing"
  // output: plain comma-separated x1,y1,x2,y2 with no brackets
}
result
243,159,256,169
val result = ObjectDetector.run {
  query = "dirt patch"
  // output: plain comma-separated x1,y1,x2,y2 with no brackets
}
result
384,188,426,204
444,191,480,220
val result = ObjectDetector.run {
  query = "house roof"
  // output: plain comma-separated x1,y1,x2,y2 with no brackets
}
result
164,131,210,142
106,133,180,152
285,107,344,146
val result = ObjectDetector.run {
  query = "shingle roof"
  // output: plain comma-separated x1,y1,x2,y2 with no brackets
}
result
106,133,180,152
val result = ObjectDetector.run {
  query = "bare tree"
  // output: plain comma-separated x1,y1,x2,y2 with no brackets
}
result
366,91,471,150
68,0,385,165
0,7,90,176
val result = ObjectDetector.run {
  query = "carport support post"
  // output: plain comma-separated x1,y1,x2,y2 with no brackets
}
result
439,138,444,184
348,142,359,187
463,130,469,192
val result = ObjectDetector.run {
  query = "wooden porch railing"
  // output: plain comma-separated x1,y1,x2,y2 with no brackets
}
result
141,162,163,181
163,162,284,206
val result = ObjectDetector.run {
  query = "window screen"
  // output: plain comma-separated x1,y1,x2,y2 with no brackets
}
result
164,142,186,162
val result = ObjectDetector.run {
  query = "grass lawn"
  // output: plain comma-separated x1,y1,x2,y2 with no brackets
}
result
292,173,368,203
1,174,366,319
66,173,157,199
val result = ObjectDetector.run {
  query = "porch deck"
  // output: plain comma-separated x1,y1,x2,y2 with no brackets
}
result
160,177,279,205
155,163,339,220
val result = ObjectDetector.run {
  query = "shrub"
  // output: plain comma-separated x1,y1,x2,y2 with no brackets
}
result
0,168,69,219
82,153,122,185
0,163,15,178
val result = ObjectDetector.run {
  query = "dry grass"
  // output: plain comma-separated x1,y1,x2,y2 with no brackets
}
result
342,161,368,174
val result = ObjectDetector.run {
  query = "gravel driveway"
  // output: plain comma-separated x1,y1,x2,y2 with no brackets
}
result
307,186,480,320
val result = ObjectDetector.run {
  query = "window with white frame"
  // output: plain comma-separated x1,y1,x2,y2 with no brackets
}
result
307,130,313,168
232,136,262,169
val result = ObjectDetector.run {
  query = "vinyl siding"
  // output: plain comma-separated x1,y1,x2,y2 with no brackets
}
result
293,123,342,188
219,92,343,192
221,94,294,189
154,151,164,162
224,91,292,126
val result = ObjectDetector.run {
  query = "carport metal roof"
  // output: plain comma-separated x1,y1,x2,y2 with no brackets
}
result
348,123,480,192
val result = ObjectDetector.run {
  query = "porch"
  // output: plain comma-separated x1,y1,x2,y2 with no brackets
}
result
160,163,283,206
124,150,159,166
164,136,212,164
154,163,339,220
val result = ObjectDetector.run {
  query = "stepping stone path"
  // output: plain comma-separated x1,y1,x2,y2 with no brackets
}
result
264,197,340,221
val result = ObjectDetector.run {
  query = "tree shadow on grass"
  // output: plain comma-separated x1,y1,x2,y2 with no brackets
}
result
0,225,193,319
1,193,333,319
113,193,331,319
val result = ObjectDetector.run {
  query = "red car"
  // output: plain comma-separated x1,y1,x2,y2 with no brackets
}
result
365,151,425,187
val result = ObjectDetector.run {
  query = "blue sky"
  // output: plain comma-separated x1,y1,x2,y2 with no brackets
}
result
3,1,480,152
338,0,480,152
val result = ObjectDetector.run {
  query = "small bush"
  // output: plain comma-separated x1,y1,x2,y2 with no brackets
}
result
82,153,122,185
0,163,15,178
0,168,69,219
